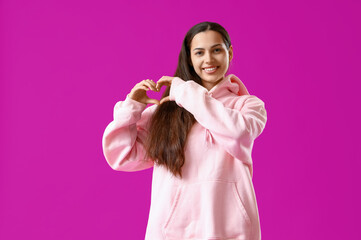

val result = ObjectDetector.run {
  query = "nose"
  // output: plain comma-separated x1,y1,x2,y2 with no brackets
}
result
204,51,213,63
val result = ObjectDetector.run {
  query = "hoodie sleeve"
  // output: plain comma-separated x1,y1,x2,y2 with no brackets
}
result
102,96,155,171
169,77,267,160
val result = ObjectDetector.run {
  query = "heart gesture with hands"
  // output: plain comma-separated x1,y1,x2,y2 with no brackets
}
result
128,76,175,105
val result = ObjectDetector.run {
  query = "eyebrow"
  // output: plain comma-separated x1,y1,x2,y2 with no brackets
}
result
192,44,222,51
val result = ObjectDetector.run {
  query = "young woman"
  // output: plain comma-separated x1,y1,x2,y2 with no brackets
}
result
102,21,267,240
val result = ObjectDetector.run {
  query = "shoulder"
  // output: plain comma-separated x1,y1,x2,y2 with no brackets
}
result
232,94,266,111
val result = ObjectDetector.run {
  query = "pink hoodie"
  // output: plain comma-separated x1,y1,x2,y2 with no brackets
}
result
102,74,267,240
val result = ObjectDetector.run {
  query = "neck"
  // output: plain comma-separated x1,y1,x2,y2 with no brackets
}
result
202,77,224,91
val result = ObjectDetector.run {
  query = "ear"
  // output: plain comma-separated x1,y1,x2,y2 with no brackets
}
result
228,45,233,62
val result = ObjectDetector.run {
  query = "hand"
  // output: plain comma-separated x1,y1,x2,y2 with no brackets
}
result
156,76,175,104
128,79,160,105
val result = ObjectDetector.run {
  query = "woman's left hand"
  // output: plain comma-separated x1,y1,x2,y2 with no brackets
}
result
156,76,175,104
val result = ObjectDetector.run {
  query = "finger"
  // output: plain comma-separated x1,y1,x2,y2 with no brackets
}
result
156,79,172,90
142,81,157,91
159,76,173,80
160,96,171,104
147,79,156,85
134,84,149,90
131,85,148,94
157,77,172,84
137,86,149,91
145,98,160,105
145,79,157,90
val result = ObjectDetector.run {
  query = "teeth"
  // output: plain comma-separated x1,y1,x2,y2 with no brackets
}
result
204,67,217,71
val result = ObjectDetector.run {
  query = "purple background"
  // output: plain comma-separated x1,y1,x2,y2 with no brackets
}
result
1,0,360,239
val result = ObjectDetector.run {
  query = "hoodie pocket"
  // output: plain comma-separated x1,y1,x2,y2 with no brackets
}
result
162,181,251,240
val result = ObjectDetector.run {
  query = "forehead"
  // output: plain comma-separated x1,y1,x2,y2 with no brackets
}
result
190,30,225,49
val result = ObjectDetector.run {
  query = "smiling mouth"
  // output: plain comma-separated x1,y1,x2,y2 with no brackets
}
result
203,66,219,73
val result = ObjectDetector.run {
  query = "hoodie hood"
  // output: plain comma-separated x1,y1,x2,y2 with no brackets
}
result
208,74,250,99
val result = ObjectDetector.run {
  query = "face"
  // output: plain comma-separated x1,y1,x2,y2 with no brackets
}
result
190,30,233,91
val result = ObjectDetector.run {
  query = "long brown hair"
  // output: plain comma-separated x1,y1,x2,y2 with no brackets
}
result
145,21,232,177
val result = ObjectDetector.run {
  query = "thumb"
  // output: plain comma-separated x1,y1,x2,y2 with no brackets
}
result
146,98,160,105
160,96,171,105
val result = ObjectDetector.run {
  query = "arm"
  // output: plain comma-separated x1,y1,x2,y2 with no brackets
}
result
169,77,267,160
102,96,155,171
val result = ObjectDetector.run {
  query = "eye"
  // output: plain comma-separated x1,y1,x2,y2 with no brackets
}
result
195,51,203,56
214,48,221,53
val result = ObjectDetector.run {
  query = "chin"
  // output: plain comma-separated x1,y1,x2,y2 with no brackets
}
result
203,75,223,82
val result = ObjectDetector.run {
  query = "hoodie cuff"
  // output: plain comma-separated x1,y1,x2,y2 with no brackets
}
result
123,95,147,110
169,77,186,101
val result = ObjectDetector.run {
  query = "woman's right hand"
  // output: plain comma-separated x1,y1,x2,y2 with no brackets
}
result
128,79,160,105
